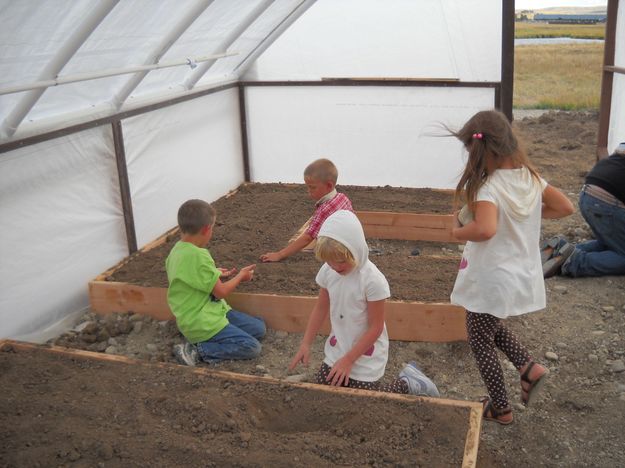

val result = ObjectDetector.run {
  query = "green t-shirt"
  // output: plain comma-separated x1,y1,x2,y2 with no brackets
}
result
165,241,230,343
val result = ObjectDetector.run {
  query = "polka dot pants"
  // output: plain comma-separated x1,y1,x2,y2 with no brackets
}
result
466,311,531,409
315,362,408,394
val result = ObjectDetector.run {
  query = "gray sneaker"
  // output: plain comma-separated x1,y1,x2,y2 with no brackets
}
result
543,242,576,278
173,342,198,366
399,361,440,397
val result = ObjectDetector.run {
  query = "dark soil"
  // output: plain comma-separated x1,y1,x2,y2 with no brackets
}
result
6,111,625,467
107,184,460,303
0,343,469,467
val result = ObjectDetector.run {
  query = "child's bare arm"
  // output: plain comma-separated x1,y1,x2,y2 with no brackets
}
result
326,299,385,387
212,264,255,299
289,288,330,370
261,232,313,262
542,185,575,219
451,201,498,242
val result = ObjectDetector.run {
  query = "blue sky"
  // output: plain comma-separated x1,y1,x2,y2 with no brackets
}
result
516,0,606,8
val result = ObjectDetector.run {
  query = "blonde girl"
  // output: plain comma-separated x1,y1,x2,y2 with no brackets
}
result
450,110,574,424
289,210,439,396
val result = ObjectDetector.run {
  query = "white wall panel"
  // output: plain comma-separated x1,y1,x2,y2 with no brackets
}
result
247,0,501,82
123,88,244,248
0,126,127,340
246,86,495,189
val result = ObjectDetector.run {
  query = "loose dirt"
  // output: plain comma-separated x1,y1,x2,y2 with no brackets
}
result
0,343,470,467
3,111,625,467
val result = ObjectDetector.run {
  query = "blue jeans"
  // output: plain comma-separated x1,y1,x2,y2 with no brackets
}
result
195,310,266,363
562,191,625,277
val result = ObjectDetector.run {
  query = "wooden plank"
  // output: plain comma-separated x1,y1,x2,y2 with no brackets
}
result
363,224,457,242
289,210,459,243
463,406,483,468
228,293,467,342
356,211,454,229
88,281,172,321
88,282,467,342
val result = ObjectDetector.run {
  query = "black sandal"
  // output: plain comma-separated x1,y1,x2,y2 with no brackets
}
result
520,361,549,407
480,397,513,425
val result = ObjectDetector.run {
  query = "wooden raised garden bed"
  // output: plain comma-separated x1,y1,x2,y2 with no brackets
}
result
0,340,482,467
89,183,467,343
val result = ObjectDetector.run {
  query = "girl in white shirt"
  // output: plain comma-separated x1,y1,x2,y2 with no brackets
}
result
289,210,439,397
450,110,574,425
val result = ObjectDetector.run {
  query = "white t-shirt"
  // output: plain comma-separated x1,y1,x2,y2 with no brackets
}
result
316,210,391,382
450,167,548,318
317,262,390,381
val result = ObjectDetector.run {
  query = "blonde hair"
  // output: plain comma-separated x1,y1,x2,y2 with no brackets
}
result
304,158,338,184
449,110,540,211
177,199,216,234
314,236,356,267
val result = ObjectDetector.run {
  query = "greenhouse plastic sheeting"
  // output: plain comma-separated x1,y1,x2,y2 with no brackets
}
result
122,89,244,247
246,0,501,81
0,0,311,141
246,86,494,188
0,126,128,340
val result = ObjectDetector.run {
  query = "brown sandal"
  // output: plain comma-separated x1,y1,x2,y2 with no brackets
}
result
520,361,549,407
480,397,513,425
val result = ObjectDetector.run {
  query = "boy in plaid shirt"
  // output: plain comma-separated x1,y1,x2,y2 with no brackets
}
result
261,158,353,262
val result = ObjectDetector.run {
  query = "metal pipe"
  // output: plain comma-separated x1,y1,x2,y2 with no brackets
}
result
111,0,216,109
233,0,317,77
182,0,276,90
0,0,120,139
0,52,238,96
604,65,625,75
0,80,238,151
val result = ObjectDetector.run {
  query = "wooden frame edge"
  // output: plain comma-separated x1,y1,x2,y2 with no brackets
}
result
88,281,467,342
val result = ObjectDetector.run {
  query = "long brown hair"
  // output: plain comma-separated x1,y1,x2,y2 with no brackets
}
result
450,110,539,210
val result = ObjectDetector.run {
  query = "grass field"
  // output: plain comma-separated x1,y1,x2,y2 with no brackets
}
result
515,22,605,39
514,43,603,110
514,23,604,110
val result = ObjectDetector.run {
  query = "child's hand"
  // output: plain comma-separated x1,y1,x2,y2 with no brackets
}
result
288,345,310,371
260,251,282,263
327,356,353,387
218,267,237,278
237,264,256,282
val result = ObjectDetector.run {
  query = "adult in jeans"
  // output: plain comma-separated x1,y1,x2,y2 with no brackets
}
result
543,142,625,277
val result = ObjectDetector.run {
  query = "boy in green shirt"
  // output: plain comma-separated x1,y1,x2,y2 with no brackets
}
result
166,199,266,365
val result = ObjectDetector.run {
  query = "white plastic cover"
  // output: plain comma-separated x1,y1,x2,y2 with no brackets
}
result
0,0,507,340
246,86,494,188
608,3,625,153
0,126,128,341
0,0,311,142
123,89,244,247
246,0,501,82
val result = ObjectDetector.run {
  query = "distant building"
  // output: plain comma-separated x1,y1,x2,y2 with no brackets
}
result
515,10,534,21
534,13,607,24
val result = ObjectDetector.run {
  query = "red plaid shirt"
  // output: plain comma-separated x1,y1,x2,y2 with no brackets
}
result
305,192,354,238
